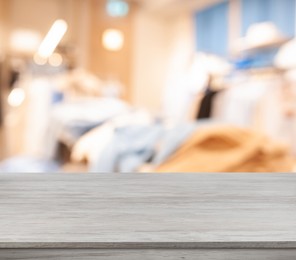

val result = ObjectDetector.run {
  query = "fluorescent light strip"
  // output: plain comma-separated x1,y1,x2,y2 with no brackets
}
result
37,19,68,59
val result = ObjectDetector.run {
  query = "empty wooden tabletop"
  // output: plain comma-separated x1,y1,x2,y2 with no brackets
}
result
0,173,295,250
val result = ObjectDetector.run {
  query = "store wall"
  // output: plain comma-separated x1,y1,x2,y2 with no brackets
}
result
2,0,134,97
0,0,10,59
162,14,196,118
130,1,225,114
1,0,230,115
0,0,5,58
88,0,133,100
195,1,229,56
0,0,9,156
8,0,61,36
131,9,171,113
3,0,90,62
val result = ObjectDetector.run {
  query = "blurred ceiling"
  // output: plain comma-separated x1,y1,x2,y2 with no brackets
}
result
128,0,224,13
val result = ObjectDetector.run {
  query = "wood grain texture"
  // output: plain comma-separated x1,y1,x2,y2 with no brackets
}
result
0,173,296,249
1,249,296,260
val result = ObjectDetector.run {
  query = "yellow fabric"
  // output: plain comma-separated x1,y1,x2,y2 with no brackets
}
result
156,126,294,173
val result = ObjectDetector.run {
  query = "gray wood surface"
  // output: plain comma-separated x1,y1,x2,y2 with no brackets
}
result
1,249,296,260
0,173,296,250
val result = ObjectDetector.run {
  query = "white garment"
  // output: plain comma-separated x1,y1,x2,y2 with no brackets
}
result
24,77,53,157
45,97,130,159
212,76,296,153
71,110,153,165
213,80,270,127
51,97,130,126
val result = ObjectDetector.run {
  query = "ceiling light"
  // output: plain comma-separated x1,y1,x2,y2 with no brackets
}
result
8,88,25,107
49,53,63,67
102,29,124,51
33,53,47,65
106,0,129,17
37,19,68,59
10,30,41,55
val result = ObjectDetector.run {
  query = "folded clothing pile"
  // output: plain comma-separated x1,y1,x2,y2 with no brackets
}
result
156,126,294,173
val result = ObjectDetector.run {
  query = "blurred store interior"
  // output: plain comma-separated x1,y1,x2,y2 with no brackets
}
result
1,0,296,173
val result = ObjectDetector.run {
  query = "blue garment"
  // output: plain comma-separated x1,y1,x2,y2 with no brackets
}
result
0,156,60,173
63,121,103,143
152,120,219,166
45,98,129,160
90,124,164,172
90,120,217,173
152,123,197,166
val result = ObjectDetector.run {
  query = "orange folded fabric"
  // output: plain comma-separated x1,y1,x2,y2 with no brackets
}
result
156,126,294,173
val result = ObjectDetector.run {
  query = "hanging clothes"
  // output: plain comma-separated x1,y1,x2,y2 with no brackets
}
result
210,72,296,156
197,87,220,119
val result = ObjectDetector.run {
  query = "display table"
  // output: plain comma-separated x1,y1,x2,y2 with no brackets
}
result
0,173,296,259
